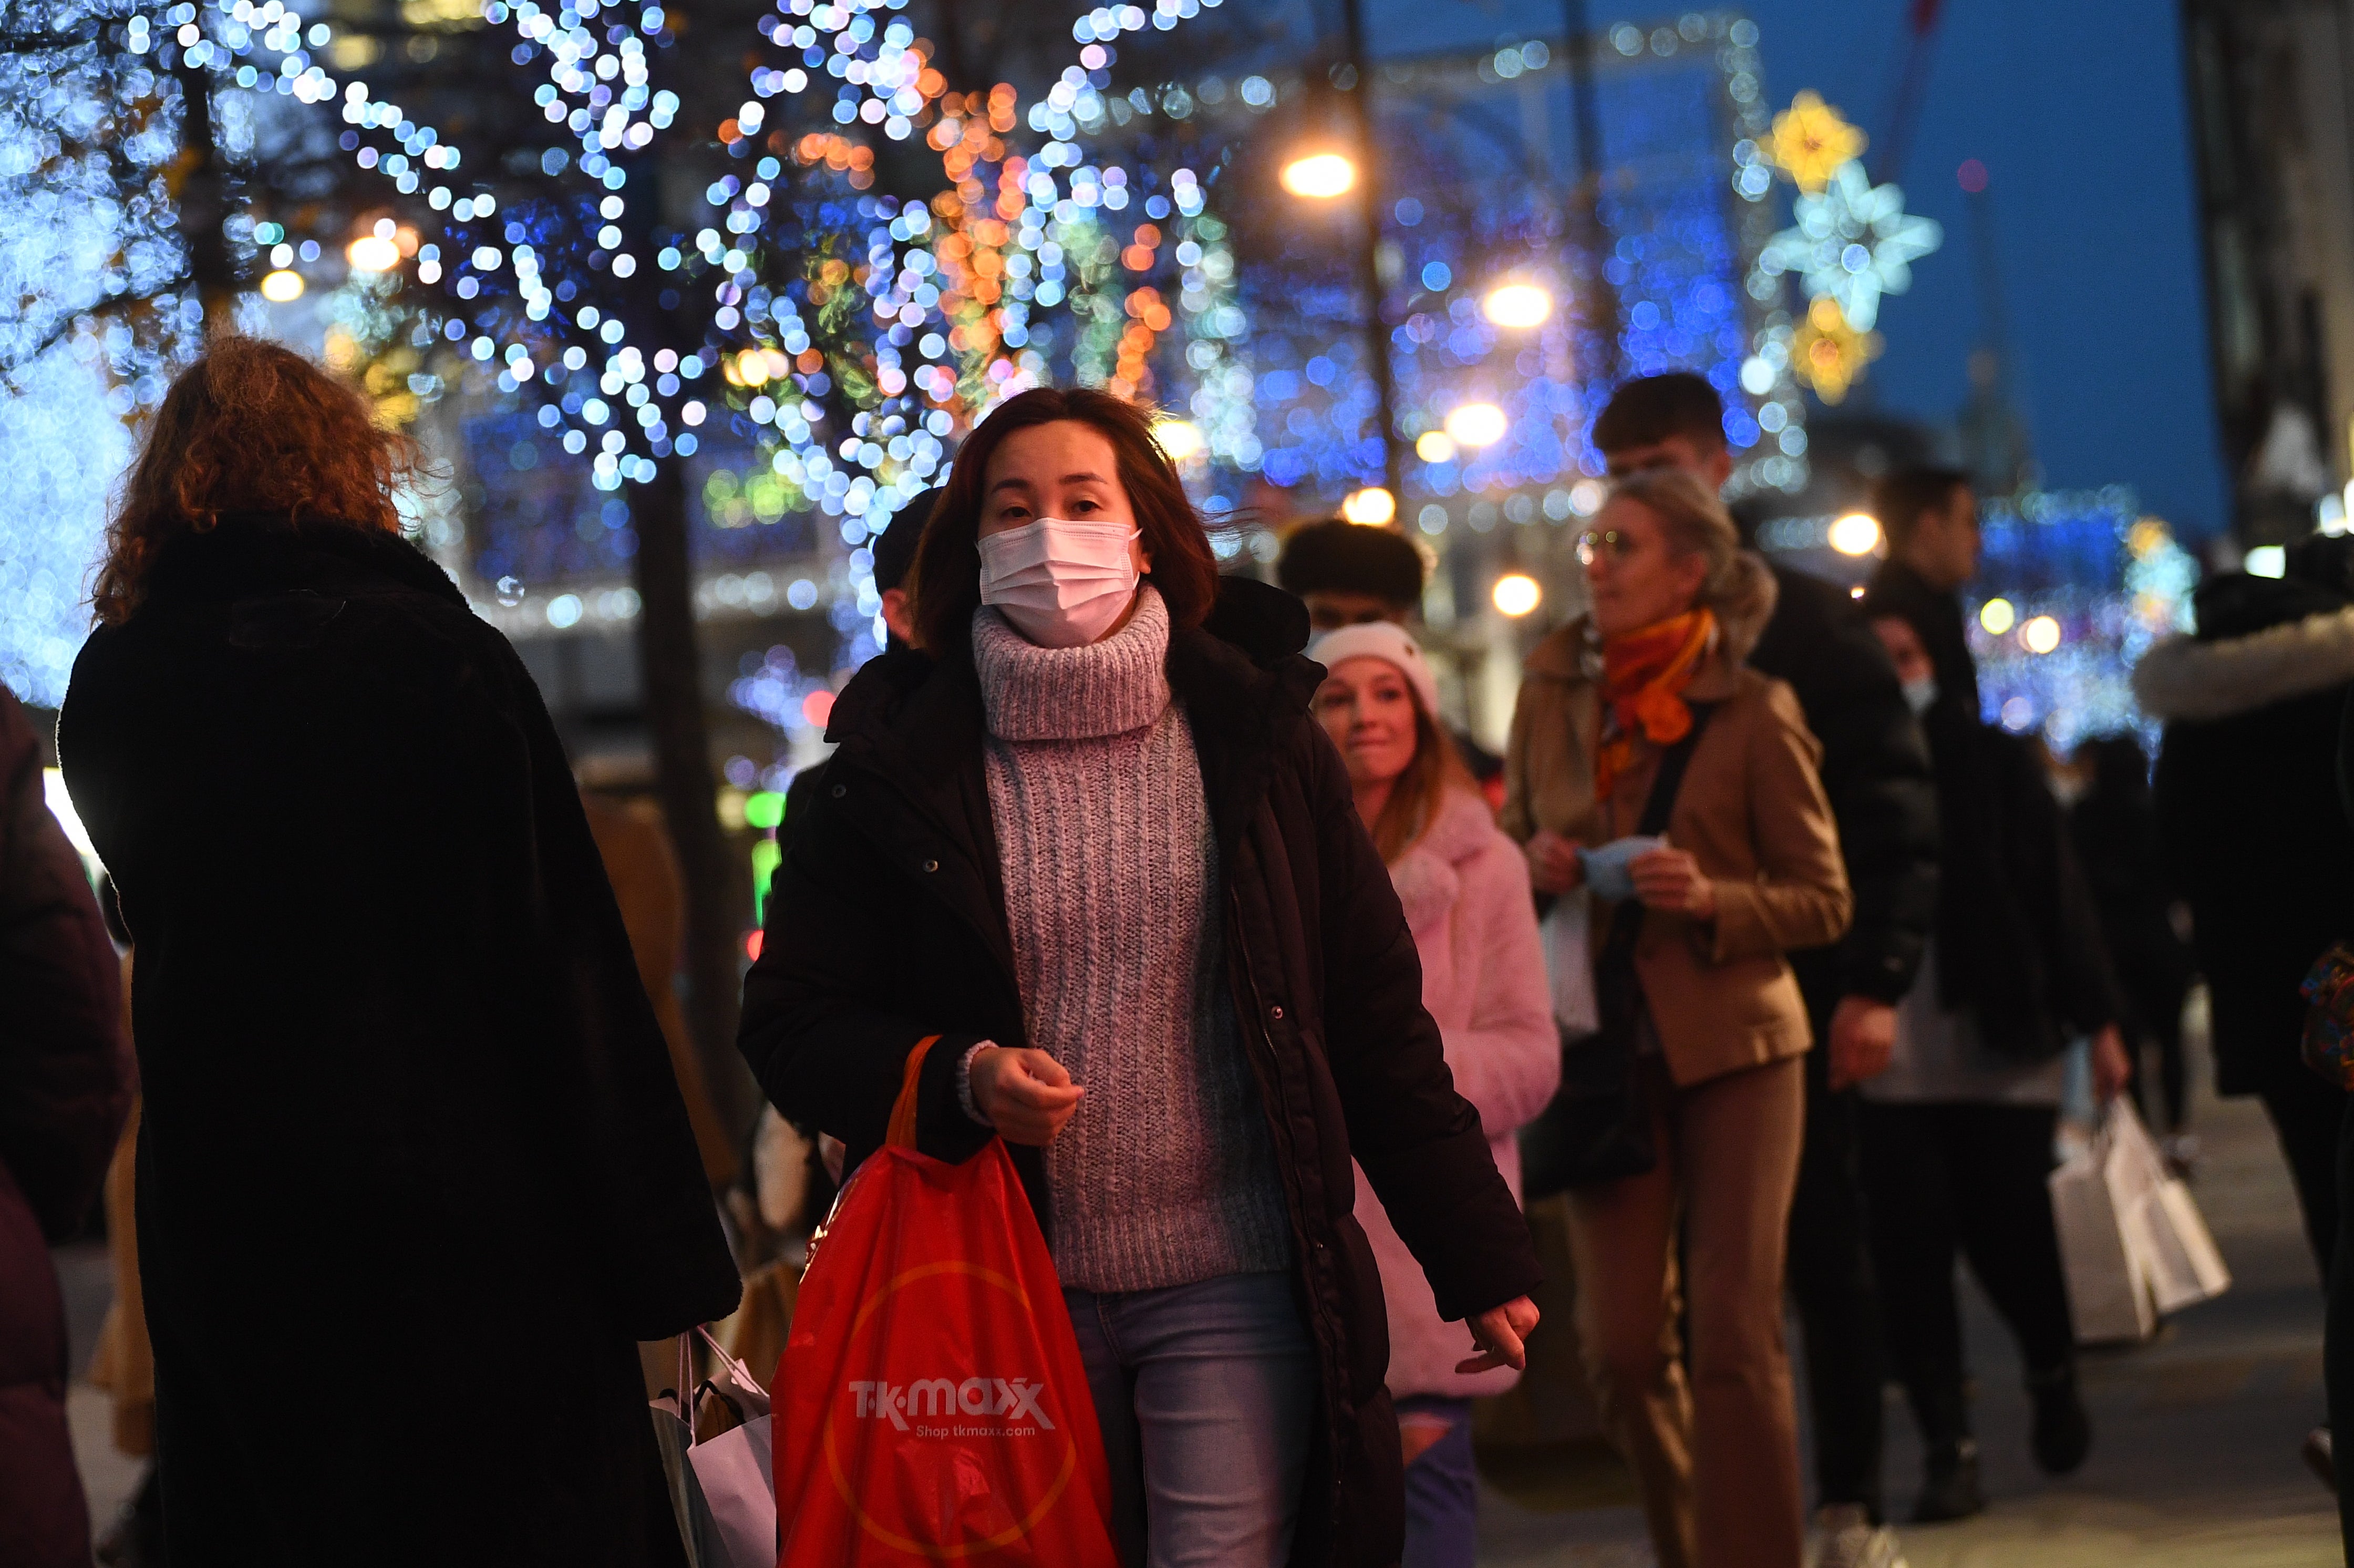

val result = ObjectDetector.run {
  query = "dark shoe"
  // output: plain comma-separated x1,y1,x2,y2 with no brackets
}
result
2305,1426,2335,1492
2027,1365,2092,1475
1913,1439,1985,1523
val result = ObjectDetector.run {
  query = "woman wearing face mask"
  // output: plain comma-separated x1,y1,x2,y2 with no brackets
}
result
1500,468,1851,1568
738,387,1542,1568
1853,602,2129,1523
1307,624,1557,1568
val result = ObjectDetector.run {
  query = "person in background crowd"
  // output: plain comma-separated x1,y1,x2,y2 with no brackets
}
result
1309,622,1558,1568
2134,530,2354,1487
1504,468,1852,1568
1867,468,1984,721
0,683,132,1568
1593,374,1938,1568
740,387,1542,1568
1276,519,1505,796
1277,517,1430,631
2063,734,2196,1163
1854,593,2130,1523
58,338,741,1566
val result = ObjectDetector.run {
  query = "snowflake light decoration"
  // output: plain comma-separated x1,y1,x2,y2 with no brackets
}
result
1754,159,1939,333
1790,295,1878,404
1763,90,1864,194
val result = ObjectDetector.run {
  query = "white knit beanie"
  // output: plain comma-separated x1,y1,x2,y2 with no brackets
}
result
1308,622,1441,720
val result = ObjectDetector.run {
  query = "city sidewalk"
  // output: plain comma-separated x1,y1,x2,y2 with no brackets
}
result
1474,1053,2341,1565
54,1044,2341,1563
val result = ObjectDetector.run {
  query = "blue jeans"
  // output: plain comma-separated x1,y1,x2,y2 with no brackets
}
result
1063,1271,1319,1568
1397,1395,1478,1568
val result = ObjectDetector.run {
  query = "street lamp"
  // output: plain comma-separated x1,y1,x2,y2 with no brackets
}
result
1154,417,1206,461
1341,486,1396,525
345,234,399,273
1493,573,1543,616
1279,152,1357,199
259,269,306,303
1828,512,1882,555
1481,282,1553,329
1443,401,1508,449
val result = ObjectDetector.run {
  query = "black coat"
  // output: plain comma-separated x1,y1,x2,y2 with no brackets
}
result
1748,562,1940,1009
2068,736,2192,1044
1917,707,2122,1057
59,520,741,1567
739,577,1542,1568
0,684,131,1568
2140,571,2354,1095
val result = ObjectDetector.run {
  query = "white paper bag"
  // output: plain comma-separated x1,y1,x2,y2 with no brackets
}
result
1542,889,1599,1037
2050,1136,2151,1344
2051,1101,2232,1344
682,1328,778,1568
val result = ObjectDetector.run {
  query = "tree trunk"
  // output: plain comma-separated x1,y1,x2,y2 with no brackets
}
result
171,57,238,331
630,454,757,1139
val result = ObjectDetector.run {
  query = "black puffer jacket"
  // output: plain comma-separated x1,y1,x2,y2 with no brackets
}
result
60,520,740,1567
2138,570,2354,1095
739,577,1542,1568
0,684,130,1568
1749,562,1940,1008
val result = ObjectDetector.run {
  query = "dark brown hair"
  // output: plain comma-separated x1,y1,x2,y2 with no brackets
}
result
1871,465,1971,551
1592,371,1727,457
1276,518,1427,610
92,337,417,624
908,387,1220,654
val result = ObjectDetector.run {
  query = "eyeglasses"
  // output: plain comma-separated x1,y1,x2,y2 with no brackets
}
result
1575,529,1637,566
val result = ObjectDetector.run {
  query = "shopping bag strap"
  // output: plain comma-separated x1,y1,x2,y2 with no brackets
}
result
885,1034,944,1149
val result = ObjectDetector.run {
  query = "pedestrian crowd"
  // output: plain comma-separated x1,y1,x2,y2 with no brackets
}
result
0,338,2346,1568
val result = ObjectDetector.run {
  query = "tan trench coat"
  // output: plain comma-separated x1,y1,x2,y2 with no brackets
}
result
1500,620,1851,1087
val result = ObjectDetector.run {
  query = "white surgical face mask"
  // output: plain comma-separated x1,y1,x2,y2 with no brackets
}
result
976,517,1141,648
1901,675,1939,717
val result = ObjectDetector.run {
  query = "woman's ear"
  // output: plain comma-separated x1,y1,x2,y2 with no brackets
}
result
1132,534,1153,576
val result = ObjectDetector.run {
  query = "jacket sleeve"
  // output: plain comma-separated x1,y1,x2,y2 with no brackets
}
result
471,638,743,1338
1304,726,1543,1322
737,780,995,1169
1709,682,1855,963
0,688,131,1241
1434,836,1560,1141
1498,672,1545,846
1783,587,1940,1002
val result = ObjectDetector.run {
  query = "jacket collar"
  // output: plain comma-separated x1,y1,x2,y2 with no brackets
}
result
140,514,468,613
1388,789,1496,933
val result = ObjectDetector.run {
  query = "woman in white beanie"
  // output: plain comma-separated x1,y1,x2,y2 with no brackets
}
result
1310,622,1560,1568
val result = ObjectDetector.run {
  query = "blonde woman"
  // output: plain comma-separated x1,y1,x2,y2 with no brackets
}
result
1502,468,1851,1568
1311,623,1557,1568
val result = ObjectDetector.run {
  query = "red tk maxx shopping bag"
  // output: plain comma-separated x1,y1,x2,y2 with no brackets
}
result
776,1038,1119,1566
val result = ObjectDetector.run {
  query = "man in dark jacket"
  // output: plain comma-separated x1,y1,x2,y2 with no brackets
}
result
2135,546,2354,1283
1594,374,1940,1550
0,685,132,1568
61,519,742,1566
740,574,1542,1567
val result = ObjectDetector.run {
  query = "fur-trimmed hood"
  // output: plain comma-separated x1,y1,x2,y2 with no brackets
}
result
2132,604,2354,723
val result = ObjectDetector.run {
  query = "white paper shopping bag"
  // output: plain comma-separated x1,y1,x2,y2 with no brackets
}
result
2050,1134,2152,1344
1542,889,1599,1037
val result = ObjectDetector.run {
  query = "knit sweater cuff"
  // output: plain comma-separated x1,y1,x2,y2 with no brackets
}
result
956,1040,996,1127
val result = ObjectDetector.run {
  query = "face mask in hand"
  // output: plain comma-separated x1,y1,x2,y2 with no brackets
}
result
1901,676,1939,717
977,517,1141,648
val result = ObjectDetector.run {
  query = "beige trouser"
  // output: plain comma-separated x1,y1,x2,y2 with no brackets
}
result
1563,1053,1806,1568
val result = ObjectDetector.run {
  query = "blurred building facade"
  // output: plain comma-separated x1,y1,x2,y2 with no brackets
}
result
2181,0,2354,544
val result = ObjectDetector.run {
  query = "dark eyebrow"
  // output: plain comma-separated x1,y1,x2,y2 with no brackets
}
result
1062,471,1109,485
987,475,1036,496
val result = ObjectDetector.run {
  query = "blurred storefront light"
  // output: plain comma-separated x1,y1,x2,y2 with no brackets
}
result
1154,418,1205,460
259,269,306,303
2021,615,2062,655
1978,596,2016,635
1415,431,1457,463
1340,486,1396,525
345,234,399,272
1279,152,1356,199
1492,573,1542,617
1828,511,1880,555
1481,282,1552,329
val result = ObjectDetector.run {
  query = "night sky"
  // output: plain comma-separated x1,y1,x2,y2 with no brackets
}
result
1368,0,2233,537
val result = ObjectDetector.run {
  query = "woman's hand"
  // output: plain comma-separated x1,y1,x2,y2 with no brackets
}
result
969,1046,1084,1146
2091,1025,2132,1105
1629,843,1716,918
1525,831,1584,896
1455,1296,1540,1374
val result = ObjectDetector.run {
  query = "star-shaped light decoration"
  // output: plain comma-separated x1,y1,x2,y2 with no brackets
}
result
1755,160,1941,332
1791,295,1880,404
1764,90,1866,194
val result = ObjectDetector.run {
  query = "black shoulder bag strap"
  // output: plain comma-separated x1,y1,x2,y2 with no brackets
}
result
1521,701,1720,1197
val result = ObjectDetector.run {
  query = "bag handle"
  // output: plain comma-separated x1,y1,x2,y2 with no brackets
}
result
885,1034,944,1149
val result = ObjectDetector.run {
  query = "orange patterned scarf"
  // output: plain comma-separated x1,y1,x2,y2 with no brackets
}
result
1594,608,1716,802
